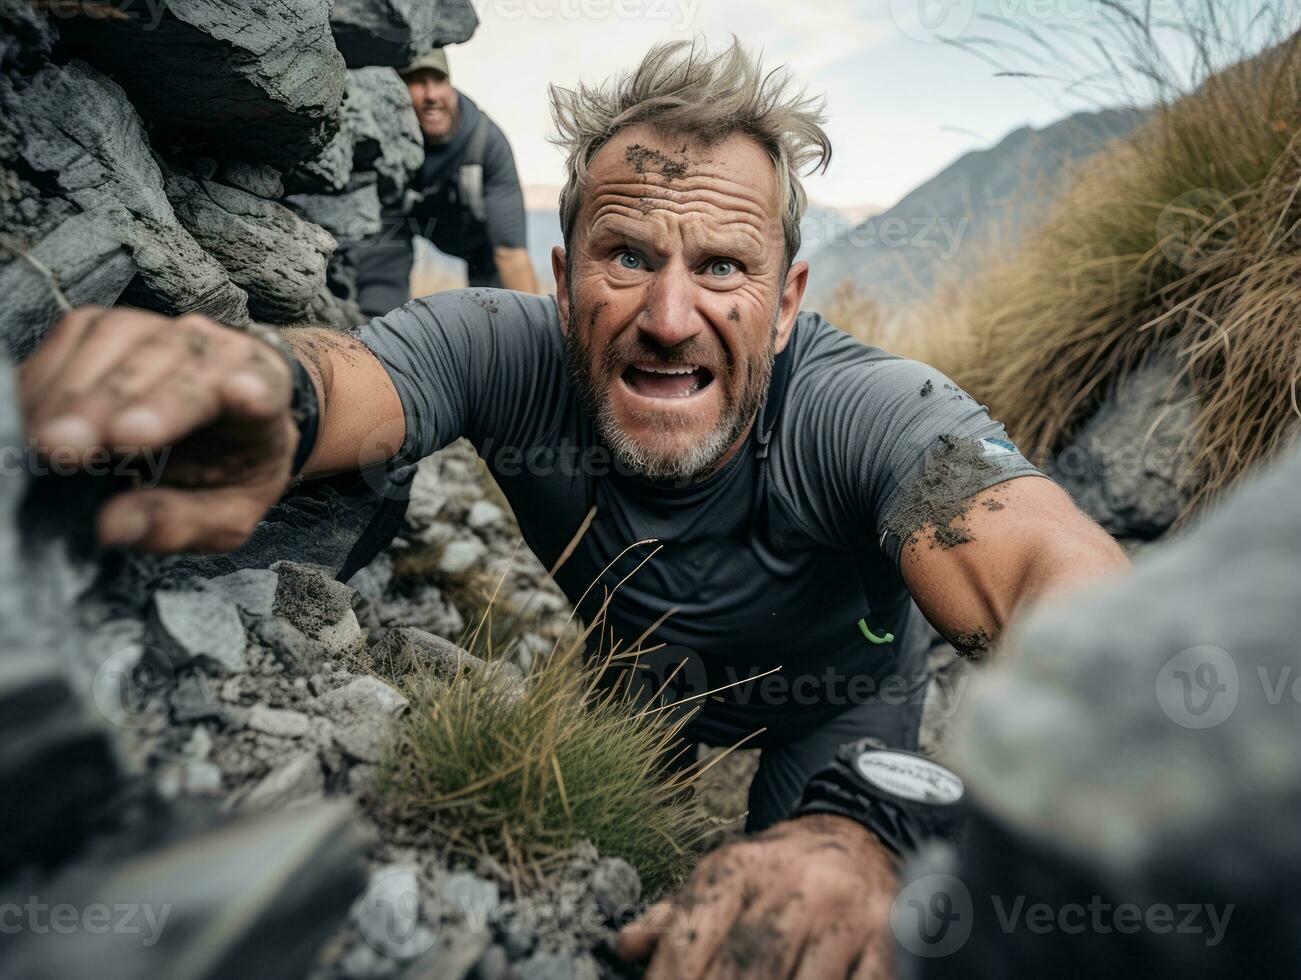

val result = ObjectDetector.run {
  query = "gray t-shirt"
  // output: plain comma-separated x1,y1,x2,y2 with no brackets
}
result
356,289,1041,746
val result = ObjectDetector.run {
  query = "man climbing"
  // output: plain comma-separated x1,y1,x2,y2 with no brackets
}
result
20,39,1127,979
350,47,538,316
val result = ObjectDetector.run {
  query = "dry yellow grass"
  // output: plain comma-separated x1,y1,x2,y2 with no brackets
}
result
901,28,1301,523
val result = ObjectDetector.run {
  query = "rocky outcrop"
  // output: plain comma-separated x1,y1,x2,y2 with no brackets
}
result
1054,356,1198,540
58,0,346,170
0,2,432,354
330,0,479,69
905,442,1301,976
0,59,250,353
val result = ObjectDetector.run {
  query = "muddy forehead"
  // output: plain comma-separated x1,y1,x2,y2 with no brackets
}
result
582,137,783,259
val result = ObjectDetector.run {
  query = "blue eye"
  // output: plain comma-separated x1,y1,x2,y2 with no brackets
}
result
617,251,643,270
708,259,736,276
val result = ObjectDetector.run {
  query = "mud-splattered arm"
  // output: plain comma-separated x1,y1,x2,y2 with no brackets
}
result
898,474,1129,660
281,328,405,479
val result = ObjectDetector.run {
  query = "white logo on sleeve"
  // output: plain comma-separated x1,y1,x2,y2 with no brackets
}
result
855,751,964,805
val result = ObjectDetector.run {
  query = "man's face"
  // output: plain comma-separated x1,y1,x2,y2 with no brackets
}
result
404,69,459,142
555,125,807,482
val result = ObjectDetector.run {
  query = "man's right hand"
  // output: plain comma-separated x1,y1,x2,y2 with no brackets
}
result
20,306,300,553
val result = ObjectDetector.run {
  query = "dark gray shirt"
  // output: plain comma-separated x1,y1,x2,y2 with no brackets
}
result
357,289,1041,746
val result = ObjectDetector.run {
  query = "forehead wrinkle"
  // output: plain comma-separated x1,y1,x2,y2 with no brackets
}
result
588,203,769,260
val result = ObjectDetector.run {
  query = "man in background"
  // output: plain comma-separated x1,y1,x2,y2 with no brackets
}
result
351,47,538,316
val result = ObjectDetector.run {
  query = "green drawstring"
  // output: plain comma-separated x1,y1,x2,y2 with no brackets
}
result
858,618,894,645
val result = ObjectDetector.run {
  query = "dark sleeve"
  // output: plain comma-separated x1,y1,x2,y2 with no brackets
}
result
351,289,566,466
776,318,1042,568
480,125,528,250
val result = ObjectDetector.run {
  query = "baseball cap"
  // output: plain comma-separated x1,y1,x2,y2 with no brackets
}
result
401,48,449,78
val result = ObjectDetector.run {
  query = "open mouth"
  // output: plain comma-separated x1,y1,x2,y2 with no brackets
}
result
620,362,715,400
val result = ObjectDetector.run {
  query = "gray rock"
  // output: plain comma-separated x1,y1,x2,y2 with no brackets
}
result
273,560,364,657
288,67,423,201
150,589,247,674
517,954,599,980
439,871,499,926
333,722,391,765
0,62,249,350
472,943,510,980
1054,356,1197,539
370,627,483,679
246,705,312,739
221,162,284,200
354,864,433,960
169,670,230,725
337,941,401,979
62,0,345,170
315,675,409,720
242,752,324,810
165,172,335,324
330,0,479,69
589,857,641,920
208,568,279,619
948,443,1301,972
466,501,505,531
438,538,487,575
410,930,491,980
0,0,56,75
252,617,322,674
0,212,138,359
286,181,382,241
348,553,395,605
183,760,224,795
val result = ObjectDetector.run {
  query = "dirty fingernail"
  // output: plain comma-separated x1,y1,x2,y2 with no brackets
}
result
38,415,95,451
116,406,164,443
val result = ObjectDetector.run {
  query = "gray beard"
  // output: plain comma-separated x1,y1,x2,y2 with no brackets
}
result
564,303,777,483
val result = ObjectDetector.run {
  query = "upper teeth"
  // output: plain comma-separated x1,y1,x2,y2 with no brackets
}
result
635,363,697,375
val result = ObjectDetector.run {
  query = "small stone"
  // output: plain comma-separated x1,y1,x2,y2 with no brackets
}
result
151,589,247,673
337,941,400,980
466,501,505,530
272,561,364,658
208,568,279,618
334,722,391,764
242,752,324,810
253,617,321,674
439,871,499,926
222,162,284,200
184,726,213,760
354,865,430,960
314,675,409,719
438,539,487,575
247,705,312,738
517,954,598,980
170,671,229,724
183,761,224,795
156,766,182,801
500,923,535,960
472,944,510,980
590,857,641,920
370,627,483,679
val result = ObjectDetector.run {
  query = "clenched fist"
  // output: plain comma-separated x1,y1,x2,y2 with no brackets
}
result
20,306,301,553
618,813,899,979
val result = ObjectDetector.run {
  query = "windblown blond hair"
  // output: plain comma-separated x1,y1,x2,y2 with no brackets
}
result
549,37,832,265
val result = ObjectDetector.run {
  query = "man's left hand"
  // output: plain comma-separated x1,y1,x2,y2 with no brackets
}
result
617,813,898,979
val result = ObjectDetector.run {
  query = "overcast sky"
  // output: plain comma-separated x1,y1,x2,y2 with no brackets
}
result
448,0,1286,212
450,0,1290,212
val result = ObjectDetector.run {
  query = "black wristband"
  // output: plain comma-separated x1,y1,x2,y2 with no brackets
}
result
288,354,321,477
793,739,965,858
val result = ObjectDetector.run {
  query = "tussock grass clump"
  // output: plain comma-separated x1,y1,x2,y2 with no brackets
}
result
907,2,1301,522
377,640,709,895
